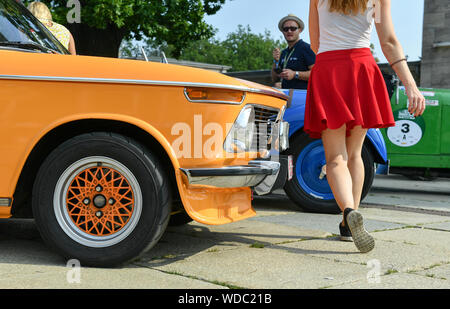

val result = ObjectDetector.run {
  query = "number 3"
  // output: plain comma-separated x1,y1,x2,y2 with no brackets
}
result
401,123,410,134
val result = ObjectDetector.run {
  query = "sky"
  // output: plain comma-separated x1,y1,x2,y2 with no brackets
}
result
204,0,424,64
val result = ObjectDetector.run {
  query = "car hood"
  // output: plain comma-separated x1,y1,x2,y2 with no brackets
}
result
0,51,288,101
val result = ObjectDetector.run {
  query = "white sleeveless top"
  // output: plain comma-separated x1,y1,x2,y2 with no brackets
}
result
317,0,373,54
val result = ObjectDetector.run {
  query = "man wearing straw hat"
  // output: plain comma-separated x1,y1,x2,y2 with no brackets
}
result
272,14,315,89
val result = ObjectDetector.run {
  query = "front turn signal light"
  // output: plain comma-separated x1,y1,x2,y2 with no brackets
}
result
184,87,245,104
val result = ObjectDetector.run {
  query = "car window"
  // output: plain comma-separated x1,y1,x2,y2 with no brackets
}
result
0,0,68,54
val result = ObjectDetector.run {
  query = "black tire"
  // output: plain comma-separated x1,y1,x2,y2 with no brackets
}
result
32,132,171,267
284,132,374,214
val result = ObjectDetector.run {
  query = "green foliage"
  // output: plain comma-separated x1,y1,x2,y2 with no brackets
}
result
122,25,286,71
370,43,380,63
221,25,287,71
154,25,286,72
23,0,227,57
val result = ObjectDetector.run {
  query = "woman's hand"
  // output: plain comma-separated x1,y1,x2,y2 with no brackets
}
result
405,85,425,117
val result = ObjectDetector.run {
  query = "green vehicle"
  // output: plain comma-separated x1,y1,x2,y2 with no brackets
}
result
378,77,450,179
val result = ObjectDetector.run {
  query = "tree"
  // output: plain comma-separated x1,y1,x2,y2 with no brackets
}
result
175,25,287,72
23,0,227,58
219,25,287,72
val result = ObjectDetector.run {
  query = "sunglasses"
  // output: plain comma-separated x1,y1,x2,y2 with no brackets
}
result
282,26,299,32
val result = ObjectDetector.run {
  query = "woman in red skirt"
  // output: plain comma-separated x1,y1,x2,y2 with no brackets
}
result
306,0,425,253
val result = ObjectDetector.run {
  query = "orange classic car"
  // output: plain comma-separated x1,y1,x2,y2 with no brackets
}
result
0,0,289,266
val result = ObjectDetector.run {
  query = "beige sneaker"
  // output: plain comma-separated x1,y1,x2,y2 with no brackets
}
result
344,209,375,253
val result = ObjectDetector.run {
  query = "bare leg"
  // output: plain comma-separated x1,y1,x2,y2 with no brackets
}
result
321,125,354,212
322,125,374,252
345,126,368,212
322,125,368,224
322,125,375,252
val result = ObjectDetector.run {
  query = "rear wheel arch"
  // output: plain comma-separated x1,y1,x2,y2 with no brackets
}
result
363,136,386,164
11,119,179,218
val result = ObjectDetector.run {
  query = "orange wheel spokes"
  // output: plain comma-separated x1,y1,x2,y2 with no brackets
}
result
66,166,135,237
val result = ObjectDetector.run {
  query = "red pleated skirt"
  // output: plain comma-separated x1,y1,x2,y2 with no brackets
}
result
304,48,395,139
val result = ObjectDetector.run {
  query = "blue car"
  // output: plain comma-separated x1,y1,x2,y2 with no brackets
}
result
281,89,388,214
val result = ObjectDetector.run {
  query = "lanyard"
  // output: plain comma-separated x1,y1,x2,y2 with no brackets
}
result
282,47,296,69
279,47,296,83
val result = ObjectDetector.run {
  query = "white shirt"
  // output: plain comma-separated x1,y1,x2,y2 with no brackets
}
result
317,0,374,54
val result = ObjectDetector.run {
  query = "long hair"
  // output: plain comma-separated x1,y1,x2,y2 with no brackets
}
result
28,1,53,21
328,0,370,15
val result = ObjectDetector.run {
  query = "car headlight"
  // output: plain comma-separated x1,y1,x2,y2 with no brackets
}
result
223,105,256,153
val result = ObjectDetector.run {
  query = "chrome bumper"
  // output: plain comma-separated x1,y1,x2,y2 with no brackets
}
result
180,160,280,189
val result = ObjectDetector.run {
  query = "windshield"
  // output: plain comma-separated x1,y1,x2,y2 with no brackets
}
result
0,0,68,54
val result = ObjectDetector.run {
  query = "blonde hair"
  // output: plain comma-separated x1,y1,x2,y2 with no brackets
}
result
28,1,53,21
328,0,370,15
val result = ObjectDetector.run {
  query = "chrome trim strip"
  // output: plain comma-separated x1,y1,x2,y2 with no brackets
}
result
0,74,289,100
252,88,289,100
183,87,246,105
0,198,12,207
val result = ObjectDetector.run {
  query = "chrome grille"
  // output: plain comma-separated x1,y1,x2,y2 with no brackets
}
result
252,106,279,151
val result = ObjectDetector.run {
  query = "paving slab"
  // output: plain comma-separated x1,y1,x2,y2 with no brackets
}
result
421,221,450,231
0,238,225,289
0,264,224,289
414,263,450,281
141,220,332,270
0,239,63,266
364,196,450,212
372,227,450,252
357,207,450,226
328,272,450,289
278,231,450,274
372,175,450,194
249,210,406,236
139,245,370,289
138,210,450,289
147,204,450,289
165,219,331,246
365,175,450,212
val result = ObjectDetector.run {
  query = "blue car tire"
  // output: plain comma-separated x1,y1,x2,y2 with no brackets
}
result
283,132,375,214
